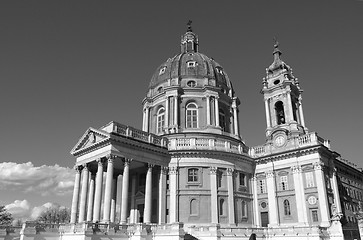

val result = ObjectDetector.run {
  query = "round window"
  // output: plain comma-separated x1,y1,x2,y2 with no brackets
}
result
187,81,196,87
260,202,267,209
274,79,280,85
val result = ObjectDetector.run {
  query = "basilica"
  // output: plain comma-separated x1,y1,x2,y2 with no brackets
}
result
21,25,362,240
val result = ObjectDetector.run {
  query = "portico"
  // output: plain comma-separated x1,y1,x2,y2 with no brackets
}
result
70,121,170,225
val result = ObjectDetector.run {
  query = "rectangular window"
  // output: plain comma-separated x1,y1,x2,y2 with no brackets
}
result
258,179,266,194
188,168,199,182
280,176,288,191
242,201,247,218
239,173,246,186
312,209,319,222
305,172,314,188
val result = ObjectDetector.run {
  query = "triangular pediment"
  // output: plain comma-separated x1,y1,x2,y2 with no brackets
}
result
135,191,145,199
71,128,109,155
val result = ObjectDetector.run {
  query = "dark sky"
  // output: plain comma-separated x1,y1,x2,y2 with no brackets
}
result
1,0,362,171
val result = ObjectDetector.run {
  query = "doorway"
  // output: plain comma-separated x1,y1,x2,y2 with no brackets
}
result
261,212,269,227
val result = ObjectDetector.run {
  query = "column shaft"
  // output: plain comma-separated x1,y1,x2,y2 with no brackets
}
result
130,175,137,223
78,165,89,222
103,157,114,222
214,97,219,127
158,167,167,224
298,98,306,127
110,175,118,222
143,165,153,223
86,172,96,222
70,166,81,224
252,176,261,227
169,167,178,223
145,107,149,132
226,169,235,225
331,169,342,214
233,106,239,136
165,97,169,130
93,160,104,222
292,166,308,225
264,98,271,128
120,160,130,223
210,167,219,223
314,162,330,226
266,171,278,225
206,96,211,125
174,96,178,125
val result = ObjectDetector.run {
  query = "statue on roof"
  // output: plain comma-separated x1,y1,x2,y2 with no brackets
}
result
187,20,193,32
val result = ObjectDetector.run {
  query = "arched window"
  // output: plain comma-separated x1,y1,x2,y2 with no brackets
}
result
219,199,225,215
157,108,165,133
275,101,285,125
186,103,198,128
188,168,199,182
219,109,226,131
190,199,198,215
284,199,291,215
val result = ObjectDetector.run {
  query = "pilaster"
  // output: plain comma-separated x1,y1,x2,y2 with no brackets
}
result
313,162,330,227
210,167,219,224
265,170,278,226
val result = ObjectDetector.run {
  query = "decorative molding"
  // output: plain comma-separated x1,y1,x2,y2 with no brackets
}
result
313,162,324,171
209,167,218,174
169,166,178,174
226,168,234,176
265,171,274,178
291,165,302,174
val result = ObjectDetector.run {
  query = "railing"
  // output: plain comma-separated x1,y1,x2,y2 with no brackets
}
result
249,132,330,158
104,121,168,148
169,136,248,154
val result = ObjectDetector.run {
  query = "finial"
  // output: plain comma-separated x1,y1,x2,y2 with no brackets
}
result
273,37,279,48
187,20,193,32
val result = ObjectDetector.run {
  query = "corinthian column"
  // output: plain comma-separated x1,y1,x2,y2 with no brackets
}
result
93,159,104,222
78,164,89,223
291,165,308,225
120,159,130,223
70,165,82,224
143,164,153,223
103,155,115,223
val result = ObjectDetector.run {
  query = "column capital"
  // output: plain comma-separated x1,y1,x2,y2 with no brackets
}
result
226,168,234,176
96,158,105,165
160,166,168,174
123,158,132,166
106,154,117,161
291,165,302,174
74,165,82,173
147,163,154,169
265,170,274,178
252,174,258,181
209,166,218,175
313,162,324,171
169,166,178,174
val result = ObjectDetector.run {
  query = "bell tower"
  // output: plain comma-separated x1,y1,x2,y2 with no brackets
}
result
261,40,307,141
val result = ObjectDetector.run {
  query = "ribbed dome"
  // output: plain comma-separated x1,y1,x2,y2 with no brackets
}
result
149,27,233,91
149,52,231,89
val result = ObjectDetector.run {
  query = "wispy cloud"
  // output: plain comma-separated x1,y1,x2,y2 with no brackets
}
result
0,162,74,196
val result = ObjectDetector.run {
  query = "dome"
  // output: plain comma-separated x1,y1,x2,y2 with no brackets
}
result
148,28,233,92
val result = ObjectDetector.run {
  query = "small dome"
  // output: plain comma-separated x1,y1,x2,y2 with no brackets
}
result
149,27,233,91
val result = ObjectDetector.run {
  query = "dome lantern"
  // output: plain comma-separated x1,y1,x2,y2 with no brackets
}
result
180,20,199,53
